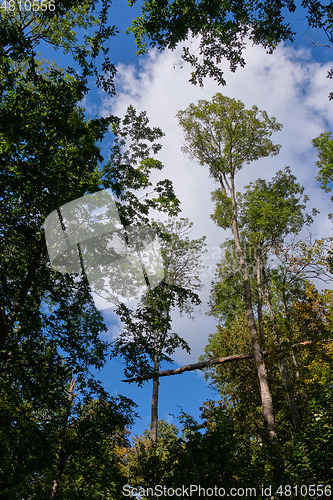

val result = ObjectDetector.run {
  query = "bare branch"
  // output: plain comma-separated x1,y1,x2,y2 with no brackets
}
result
122,339,326,383
123,352,257,383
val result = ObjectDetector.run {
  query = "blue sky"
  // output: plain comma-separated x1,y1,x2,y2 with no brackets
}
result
44,1,333,438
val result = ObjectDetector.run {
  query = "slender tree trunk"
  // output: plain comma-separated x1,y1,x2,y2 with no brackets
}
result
291,348,300,379
228,177,277,440
138,259,160,445
150,329,159,443
256,254,264,341
49,378,76,500
281,274,300,381
259,252,301,429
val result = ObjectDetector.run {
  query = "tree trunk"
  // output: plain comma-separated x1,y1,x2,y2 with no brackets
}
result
228,177,277,440
150,330,159,443
291,348,300,379
49,379,76,500
281,274,300,381
256,254,264,340
259,252,301,429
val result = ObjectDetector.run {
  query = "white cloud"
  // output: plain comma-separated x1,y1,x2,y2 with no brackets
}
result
101,40,333,363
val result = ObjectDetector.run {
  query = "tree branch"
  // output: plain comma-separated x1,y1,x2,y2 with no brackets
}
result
122,340,323,383
123,352,257,383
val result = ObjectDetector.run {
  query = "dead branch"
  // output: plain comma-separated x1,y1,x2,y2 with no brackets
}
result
122,339,323,384
123,352,258,383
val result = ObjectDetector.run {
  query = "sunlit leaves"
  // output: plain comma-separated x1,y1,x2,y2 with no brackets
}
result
0,0,117,93
313,131,333,197
128,0,332,87
177,94,281,182
128,0,297,85
237,167,317,249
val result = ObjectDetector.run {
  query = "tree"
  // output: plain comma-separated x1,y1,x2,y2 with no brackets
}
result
0,376,134,499
125,419,182,494
0,66,118,495
113,218,205,443
177,93,282,440
1,0,116,93
147,218,205,444
234,168,316,429
102,105,180,227
203,232,333,444
0,65,115,374
0,55,180,494
0,2,185,495
124,403,278,496
128,0,332,87
44,386,133,500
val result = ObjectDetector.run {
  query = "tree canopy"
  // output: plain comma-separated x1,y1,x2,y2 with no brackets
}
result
129,0,333,86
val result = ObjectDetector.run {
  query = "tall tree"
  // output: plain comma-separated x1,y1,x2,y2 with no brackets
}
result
177,93,282,439
113,218,205,443
0,2,182,495
0,57,179,495
0,66,112,496
234,168,316,428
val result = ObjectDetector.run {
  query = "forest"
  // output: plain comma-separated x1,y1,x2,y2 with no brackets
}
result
1,0,333,498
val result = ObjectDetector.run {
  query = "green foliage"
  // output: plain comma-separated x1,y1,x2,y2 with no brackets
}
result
183,346,333,490
2,0,333,490
177,94,281,182
128,0,295,85
0,66,109,361
125,410,245,498
201,316,254,390
205,161,328,441
209,168,318,334
211,189,233,229
178,93,284,440
125,420,182,491
112,218,205,382
289,283,333,342
0,0,116,93
102,106,180,226
0,29,181,495
237,167,317,248
156,218,206,303
313,131,333,270
208,240,246,326
0,380,134,498
128,0,332,86
281,340,333,485
313,131,333,196
125,403,304,497
0,66,110,364
204,269,333,466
